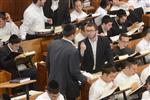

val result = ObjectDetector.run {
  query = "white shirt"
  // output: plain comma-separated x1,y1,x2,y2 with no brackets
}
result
114,71,141,98
74,32,86,46
128,0,146,9
93,7,107,26
20,3,48,40
89,37,98,70
142,90,150,100
36,92,64,100
143,0,150,7
140,64,150,84
89,78,114,100
0,22,19,41
136,38,150,63
70,10,87,22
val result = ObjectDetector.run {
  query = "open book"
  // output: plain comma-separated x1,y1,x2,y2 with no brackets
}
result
81,71,102,80
34,28,53,33
15,51,36,59
9,77,30,83
110,35,120,42
54,26,63,33
126,22,144,36
100,87,120,100
144,7,150,13
0,35,11,42
5,51,36,61
129,83,146,96
11,90,43,100
114,51,150,61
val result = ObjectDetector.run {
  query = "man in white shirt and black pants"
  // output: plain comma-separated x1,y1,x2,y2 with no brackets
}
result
20,0,52,40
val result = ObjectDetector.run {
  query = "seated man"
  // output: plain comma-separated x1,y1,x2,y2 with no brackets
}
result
136,28,150,63
36,80,64,100
94,0,111,26
98,15,113,37
0,12,19,42
70,0,87,22
113,33,134,57
114,58,141,99
89,66,118,100
108,9,143,37
0,35,37,80
98,15,113,48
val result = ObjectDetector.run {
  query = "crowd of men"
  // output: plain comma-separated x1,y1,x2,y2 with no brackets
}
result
0,0,150,100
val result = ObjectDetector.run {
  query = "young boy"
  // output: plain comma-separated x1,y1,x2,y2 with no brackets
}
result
114,57,141,99
89,66,118,100
36,80,64,100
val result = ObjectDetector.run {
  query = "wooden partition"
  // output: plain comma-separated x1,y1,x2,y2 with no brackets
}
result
0,0,101,22
20,36,54,62
36,62,48,91
0,0,32,21
143,14,150,28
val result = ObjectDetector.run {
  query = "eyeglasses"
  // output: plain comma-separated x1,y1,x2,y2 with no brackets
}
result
86,30,96,33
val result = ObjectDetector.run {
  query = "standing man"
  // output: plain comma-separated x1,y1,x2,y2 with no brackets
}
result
47,23,90,100
79,23,114,73
20,0,52,40
43,0,70,26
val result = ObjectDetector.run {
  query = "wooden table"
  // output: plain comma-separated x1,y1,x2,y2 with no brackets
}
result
0,80,36,100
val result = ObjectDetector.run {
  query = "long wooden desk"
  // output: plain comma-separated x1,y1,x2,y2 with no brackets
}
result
0,80,36,100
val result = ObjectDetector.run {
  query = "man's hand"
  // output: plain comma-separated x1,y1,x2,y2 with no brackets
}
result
80,42,86,56
47,18,53,24
15,54,26,60
131,82,139,91
86,77,93,85
5,13,12,22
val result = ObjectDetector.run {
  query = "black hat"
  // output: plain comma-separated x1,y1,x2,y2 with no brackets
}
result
47,80,59,94
63,23,76,36
8,35,21,44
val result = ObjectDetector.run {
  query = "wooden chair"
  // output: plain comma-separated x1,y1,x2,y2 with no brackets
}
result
0,70,11,95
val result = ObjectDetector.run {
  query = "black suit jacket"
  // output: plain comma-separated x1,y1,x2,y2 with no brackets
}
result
47,39,86,97
108,18,128,37
0,45,23,77
98,25,113,43
79,36,114,73
43,0,71,26
113,46,134,57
